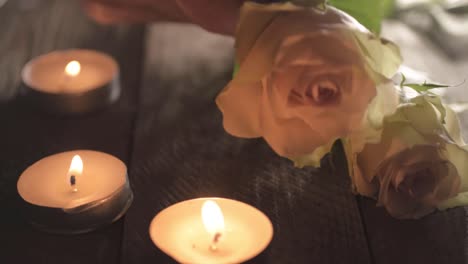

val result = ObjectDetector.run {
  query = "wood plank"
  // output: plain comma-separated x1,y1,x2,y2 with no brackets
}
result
358,21,468,264
0,1,144,263
121,23,372,264
359,198,466,264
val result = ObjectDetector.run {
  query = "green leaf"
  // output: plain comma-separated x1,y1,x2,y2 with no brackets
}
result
382,0,395,17
400,74,452,94
399,73,406,88
404,81,450,92
328,0,393,34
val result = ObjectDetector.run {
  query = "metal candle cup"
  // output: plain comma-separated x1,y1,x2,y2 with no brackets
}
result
20,49,120,115
17,150,133,234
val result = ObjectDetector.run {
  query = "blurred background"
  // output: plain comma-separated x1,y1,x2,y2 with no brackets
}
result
385,0,468,138
1,0,467,105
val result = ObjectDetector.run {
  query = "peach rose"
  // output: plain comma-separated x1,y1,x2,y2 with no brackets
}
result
216,3,393,158
351,94,468,219
375,145,460,219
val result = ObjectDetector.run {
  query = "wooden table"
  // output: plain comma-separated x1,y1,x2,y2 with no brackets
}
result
0,1,466,263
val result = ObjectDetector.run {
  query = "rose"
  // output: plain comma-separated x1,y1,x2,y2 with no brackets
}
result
350,94,468,219
374,145,459,219
216,2,401,160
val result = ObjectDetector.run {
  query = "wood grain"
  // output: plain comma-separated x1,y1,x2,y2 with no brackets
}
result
359,198,467,264
0,1,144,263
121,23,372,264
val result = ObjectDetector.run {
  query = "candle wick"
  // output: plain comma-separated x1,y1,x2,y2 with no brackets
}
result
70,175,78,192
209,232,222,252
60,74,72,92
213,232,221,244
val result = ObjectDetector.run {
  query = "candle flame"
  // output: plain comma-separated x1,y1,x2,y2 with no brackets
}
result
68,155,83,192
201,200,225,236
68,155,83,175
65,60,81,77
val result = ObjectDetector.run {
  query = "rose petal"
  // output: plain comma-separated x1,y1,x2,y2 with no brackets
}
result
441,144,468,193
378,161,435,219
444,105,465,145
366,81,400,129
260,79,326,157
385,191,435,219
235,3,369,83
268,66,352,120
401,166,438,198
216,80,263,138
377,160,398,205
437,143,468,209
274,31,362,68
292,139,335,168
350,152,379,196
351,31,402,79
292,68,375,140
399,146,441,167
430,160,460,202
400,98,444,136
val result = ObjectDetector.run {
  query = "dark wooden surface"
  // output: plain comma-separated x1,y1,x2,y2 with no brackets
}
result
0,1,144,263
0,1,467,264
120,24,371,264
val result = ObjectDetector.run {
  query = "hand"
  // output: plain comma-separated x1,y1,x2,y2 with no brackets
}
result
81,0,245,35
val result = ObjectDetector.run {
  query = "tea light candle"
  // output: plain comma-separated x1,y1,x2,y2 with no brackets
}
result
149,198,273,264
21,49,120,115
17,150,133,234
